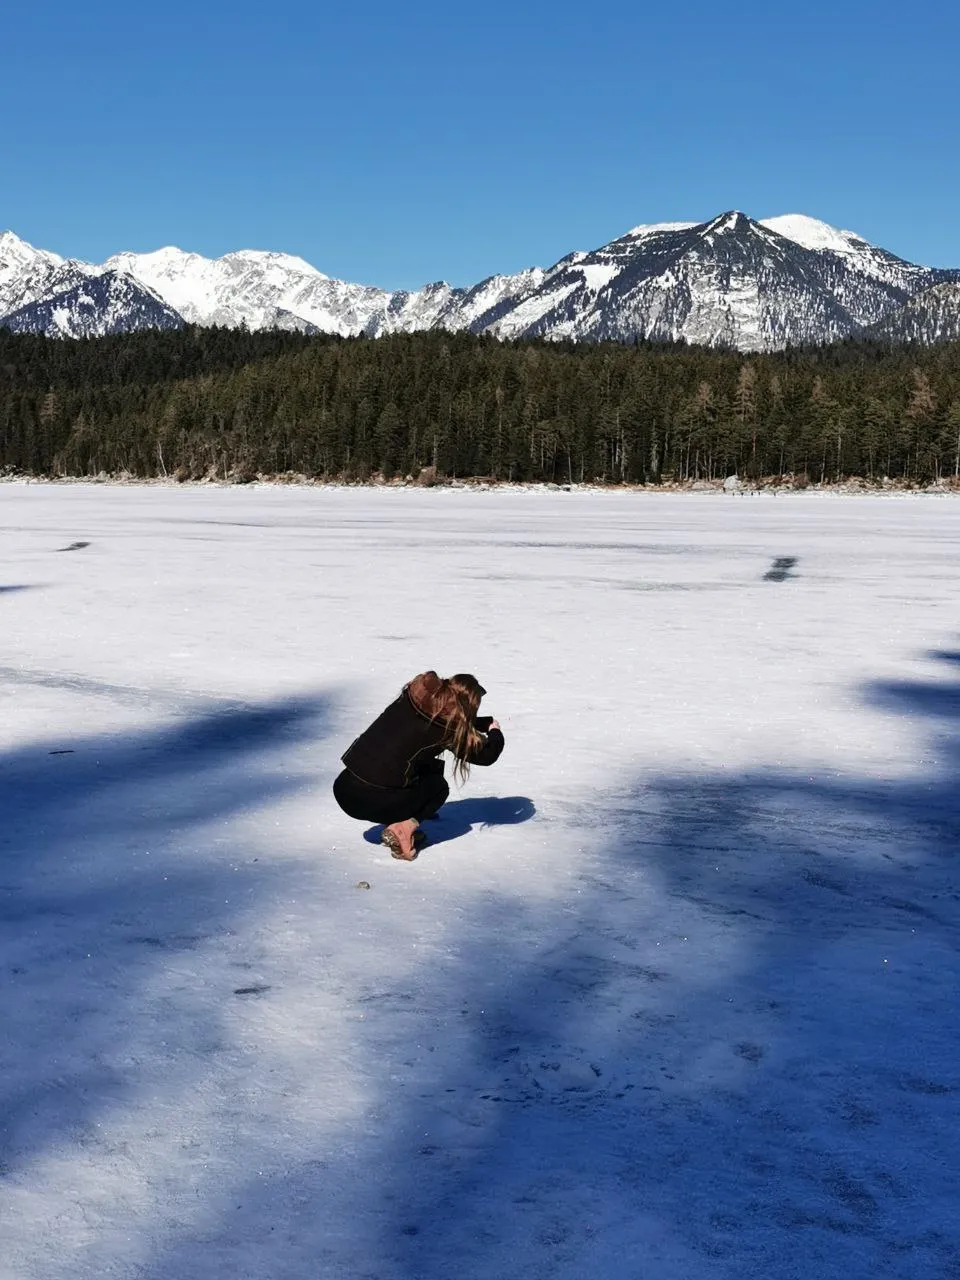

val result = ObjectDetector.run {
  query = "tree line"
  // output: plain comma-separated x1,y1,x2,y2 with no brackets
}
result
2,324,960,485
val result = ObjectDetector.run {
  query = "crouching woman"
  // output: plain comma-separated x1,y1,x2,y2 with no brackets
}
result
333,671,504,861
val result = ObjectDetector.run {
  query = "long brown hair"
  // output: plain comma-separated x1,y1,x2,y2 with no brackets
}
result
444,673,485,783
407,671,485,783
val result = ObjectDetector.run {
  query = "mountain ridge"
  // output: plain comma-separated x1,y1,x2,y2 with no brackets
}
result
2,214,958,350
1,270,184,338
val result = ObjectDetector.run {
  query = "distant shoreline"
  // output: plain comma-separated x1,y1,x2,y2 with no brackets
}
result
3,473,958,497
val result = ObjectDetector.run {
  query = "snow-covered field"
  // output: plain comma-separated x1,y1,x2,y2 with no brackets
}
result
1,484,958,1280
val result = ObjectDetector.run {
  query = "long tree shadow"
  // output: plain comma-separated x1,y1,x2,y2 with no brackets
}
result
928,648,960,667
42,650,960,1280
0,692,334,1187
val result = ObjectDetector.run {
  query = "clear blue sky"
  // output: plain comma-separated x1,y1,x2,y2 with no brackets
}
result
3,0,958,288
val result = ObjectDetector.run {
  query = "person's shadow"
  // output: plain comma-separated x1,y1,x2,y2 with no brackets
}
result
363,796,536,848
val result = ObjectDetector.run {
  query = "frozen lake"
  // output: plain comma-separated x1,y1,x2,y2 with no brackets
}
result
1,483,958,1279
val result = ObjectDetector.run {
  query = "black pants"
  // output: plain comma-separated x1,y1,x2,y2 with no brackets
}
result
333,768,449,825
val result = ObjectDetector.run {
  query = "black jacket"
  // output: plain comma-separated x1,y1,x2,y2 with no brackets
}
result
341,688,504,789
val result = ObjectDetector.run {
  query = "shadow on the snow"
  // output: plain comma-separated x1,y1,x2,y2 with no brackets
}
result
0,584,37,595
361,795,536,849
926,647,960,668
763,555,799,581
0,692,334,1181
868,672,960,726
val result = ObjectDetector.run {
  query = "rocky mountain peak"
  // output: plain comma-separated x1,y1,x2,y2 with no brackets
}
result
2,213,958,350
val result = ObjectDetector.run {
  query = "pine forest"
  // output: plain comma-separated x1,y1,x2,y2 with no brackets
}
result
3,326,960,487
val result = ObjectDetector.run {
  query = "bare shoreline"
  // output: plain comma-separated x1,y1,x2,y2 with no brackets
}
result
2,473,958,497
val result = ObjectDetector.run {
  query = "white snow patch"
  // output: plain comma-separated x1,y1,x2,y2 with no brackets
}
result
625,220,698,239
489,280,580,336
577,262,621,293
761,213,871,255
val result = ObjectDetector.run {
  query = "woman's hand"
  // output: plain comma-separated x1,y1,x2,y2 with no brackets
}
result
488,719,501,732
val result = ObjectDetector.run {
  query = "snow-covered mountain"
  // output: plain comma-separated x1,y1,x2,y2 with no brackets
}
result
1,269,183,338
105,246,392,335
1,216,958,349
0,231,96,318
468,212,954,351
864,282,960,345
364,268,548,338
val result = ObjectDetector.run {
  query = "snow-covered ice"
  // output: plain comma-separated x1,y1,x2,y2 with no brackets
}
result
1,484,958,1279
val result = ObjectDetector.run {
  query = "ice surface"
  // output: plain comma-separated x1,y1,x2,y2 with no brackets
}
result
1,484,958,1279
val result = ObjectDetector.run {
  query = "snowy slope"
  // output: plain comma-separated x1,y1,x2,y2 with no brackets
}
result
762,212,947,295
0,231,96,318
761,213,872,256
1,485,958,1280
362,279,464,336
865,280,960,344
475,211,947,350
1,270,184,338
364,268,549,337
